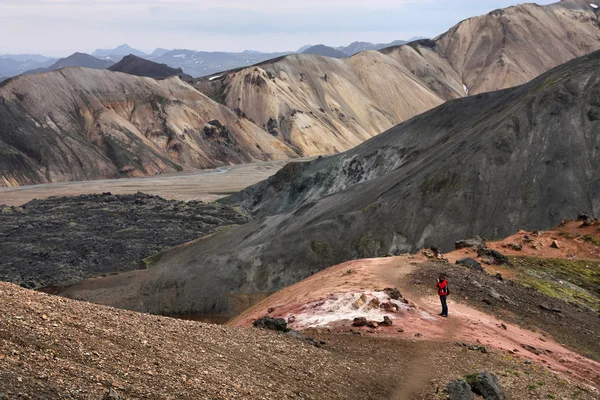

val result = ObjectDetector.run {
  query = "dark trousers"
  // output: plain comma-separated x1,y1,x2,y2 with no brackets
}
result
440,295,448,316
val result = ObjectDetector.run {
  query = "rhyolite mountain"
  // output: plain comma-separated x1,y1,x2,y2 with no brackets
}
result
60,50,600,318
24,53,114,74
0,68,297,187
3,0,600,187
108,54,193,81
195,0,600,157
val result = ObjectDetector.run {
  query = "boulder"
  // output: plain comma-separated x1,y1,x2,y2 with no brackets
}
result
582,217,596,227
477,248,511,265
551,240,560,249
253,316,288,332
383,287,402,299
455,237,486,250
380,316,393,326
468,372,506,400
456,258,485,273
352,317,368,327
447,379,474,400
380,301,399,312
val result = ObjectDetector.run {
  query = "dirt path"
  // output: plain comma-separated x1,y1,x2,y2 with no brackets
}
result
0,158,315,206
231,256,600,393
376,258,600,390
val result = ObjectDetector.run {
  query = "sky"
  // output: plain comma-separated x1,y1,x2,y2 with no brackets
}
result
0,0,557,56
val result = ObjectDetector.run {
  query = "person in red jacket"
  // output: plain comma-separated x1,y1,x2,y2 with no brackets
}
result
436,273,449,317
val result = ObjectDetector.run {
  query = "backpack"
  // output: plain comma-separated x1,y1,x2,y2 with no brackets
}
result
441,280,450,296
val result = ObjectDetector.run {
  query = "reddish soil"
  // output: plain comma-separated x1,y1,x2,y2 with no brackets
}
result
229,222,600,394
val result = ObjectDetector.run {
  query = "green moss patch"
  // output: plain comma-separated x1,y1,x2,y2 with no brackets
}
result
509,256,600,309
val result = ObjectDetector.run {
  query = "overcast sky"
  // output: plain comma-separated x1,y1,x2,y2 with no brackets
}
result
0,0,557,56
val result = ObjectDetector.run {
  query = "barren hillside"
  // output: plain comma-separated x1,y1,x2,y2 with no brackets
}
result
0,68,297,186
55,50,600,320
196,0,600,156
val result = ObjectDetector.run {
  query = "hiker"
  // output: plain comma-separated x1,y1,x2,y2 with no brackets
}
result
436,273,449,317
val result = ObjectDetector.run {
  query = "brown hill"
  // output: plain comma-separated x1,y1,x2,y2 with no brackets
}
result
2,279,598,399
0,68,297,187
195,0,600,156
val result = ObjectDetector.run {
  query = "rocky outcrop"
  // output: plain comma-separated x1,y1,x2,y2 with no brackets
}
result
253,316,288,332
468,372,506,400
447,379,474,400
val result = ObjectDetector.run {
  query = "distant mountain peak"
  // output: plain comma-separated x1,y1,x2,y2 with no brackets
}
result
302,45,348,59
92,45,147,58
108,54,191,81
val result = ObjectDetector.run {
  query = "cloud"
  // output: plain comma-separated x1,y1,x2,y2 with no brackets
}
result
0,0,557,55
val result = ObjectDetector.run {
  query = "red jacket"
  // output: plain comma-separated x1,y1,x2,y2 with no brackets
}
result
437,279,449,296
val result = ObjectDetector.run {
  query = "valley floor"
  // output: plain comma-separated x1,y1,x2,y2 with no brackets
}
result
0,158,314,206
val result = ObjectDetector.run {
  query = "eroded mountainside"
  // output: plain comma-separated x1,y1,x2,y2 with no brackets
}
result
196,0,600,156
1,1,598,187
0,68,297,186
58,50,600,318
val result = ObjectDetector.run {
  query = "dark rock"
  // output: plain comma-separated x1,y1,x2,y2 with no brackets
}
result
482,299,492,305
509,243,522,251
520,344,542,355
380,301,399,312
447,379,474,400
551,240,560,249
352,317,368,327
456,258,485,273
380,316,393,326
430,245,441,255
266,117,279,136
457,342,487,353
539,303,562,313
455,237,486,250
582,217,596,227
253,316,288,332
469,372,505,400
477,248,511,266
494,273,503,281
102,388,121,400
383,287,402,299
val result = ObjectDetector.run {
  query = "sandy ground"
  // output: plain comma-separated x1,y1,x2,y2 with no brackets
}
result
0,158,315,206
